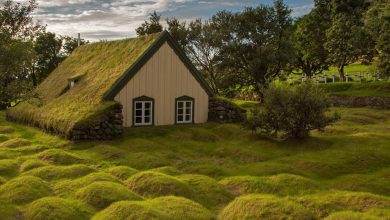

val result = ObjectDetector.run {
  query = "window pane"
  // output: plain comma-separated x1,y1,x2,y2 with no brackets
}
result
135,102,142,109
135,117,142,124
144,117,150,123
145,102,151,109
145,109,151,117
136,110,142,117
178,109,183,115
178,102,183,108
186,115,191,121
178,115,183,122
186,101,192,108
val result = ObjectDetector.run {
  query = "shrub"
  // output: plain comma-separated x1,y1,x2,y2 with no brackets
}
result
20,159,48,172
105,166,138,180
75,181,143,210
245,82,339,139
0,176,52,204
23,164,95,181
125,171,193,199
218,194,314,220
178,174,234,209
24,197,94,220
37,149,84,165
93,196,213,220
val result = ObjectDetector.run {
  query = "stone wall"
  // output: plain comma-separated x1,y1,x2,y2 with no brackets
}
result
331,95,390,109
209,97,247,123
69,103,123,141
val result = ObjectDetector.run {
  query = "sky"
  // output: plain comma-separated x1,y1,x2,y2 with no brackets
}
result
20,0,314,41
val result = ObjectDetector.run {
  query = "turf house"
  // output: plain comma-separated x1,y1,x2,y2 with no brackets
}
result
6,31,216,140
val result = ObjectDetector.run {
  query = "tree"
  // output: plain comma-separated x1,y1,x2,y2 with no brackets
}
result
136,11,163,36
0,0,42,109
62,35,88,56
294,7,331,77
220,1,295,100
245,81,339,139
365,1,390,76
166,17,188,48
324,0,374,79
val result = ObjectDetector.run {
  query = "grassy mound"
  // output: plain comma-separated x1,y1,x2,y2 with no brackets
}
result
54,172,120,196
105,166,138,180
220,174,320,196
93,196,213,220
37,149,84,165
19,159,49,172
149,166,182,176
294,191,390,218
126,152,170,169
0,202,20,220
125,171,193,199
0,126,14,134
0,134,9,143
75,181,143,210
325,208,390,220
218,194,314,220
0,159,18,177
0,138,31,148
0,176,52,204
23,164,95,181
178,174,234,209
24,197,94,220
0,176,6,185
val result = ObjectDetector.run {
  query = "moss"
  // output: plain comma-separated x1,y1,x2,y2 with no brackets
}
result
24,197,95,220
105,166,138,180
37,149,85,165
178,174,234,209
125,152,170,169
149,166,182,176
93,196,213,220
6,34,160,136
75,181,143,210
294,191,390,218
0,202,20,220
0,126,14,134
54,172,120,196
23,164,95,181
218,194,315,220
0,159,18,177
19,159,49,172
0,176,52,204
0,138,31,148
125,171,193,199
0,176,7,185
324,210,382,220
0,134,9,143
220,174,320,196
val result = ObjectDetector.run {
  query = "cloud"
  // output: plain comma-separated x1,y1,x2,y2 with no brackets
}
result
21,0,314,41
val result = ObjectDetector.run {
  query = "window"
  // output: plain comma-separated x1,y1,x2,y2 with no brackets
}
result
176,96,194,124
133,96,154,126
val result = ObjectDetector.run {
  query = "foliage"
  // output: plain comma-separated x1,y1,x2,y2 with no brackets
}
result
245,82,339,139
136,11,163,36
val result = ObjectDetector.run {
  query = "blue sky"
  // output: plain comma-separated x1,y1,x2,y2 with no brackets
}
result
26,0,314,41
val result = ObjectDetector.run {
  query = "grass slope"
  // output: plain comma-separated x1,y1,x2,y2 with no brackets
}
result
0,105,390,219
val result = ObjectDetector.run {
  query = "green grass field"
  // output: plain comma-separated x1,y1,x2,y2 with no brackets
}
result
0,106,389,219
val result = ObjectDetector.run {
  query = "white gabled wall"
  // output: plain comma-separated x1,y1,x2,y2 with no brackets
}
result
114,42,209,127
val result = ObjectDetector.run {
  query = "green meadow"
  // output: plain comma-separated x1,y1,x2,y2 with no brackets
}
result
0,105,389,219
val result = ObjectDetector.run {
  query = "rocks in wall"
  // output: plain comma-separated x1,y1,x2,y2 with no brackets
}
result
70,103,123,141
209,97,247,123
331,96,390,109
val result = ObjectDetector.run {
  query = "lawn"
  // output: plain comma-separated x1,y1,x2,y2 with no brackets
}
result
0,106,389,219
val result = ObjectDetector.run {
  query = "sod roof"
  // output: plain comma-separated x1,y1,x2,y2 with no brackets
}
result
8,32,195,135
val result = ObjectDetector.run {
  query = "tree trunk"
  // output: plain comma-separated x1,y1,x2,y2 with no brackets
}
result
338,64,345,81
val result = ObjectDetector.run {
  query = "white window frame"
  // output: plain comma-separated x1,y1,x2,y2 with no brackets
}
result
134,101,153,126
176,100,193,124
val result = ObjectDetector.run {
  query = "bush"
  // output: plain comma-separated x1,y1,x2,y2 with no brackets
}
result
24,197,94,220
75,181,143,210
218,194,314,220
246,82,339,139
0,176,52,204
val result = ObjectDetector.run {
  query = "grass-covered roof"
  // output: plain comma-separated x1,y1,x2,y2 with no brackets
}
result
7,33,160,135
